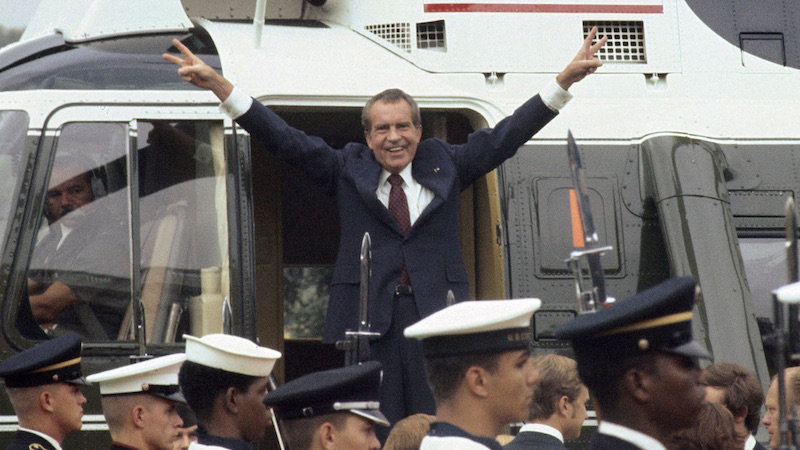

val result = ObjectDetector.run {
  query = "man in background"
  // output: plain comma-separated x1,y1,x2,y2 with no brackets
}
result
703,362,766,450
504,354,589,450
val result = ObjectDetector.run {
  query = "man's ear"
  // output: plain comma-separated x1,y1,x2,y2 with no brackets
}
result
623,368,653,403
39,390,55,413
131,404,146,429
224,387,239,414
465,366,490,398
557,395,572,418
319,421,336,449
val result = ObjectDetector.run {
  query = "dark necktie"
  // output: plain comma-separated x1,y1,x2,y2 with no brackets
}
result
388,174,411,284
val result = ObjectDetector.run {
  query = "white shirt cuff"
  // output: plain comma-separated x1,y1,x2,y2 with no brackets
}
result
219,87,253,119
539,78,573,112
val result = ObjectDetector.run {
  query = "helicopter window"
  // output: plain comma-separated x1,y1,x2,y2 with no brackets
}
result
19,120,228,343
739,237,785,321
24,122,132,341
0,111,29,250
131,121,229,343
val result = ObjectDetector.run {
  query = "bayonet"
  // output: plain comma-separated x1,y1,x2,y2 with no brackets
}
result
336,232,379,366
565,130,613,313
787,197,799,354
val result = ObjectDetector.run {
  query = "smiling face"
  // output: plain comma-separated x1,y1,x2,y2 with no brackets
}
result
364,99,422,174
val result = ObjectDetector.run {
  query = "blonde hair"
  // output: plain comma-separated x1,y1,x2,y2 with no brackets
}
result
383,413,436,450
529,354,583,421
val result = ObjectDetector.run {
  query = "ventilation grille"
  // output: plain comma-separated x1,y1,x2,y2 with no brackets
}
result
417,20,446,51
365,22,411,53
584,21,646,63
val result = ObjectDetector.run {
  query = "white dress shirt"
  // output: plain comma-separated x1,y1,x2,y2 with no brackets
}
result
519,422,565,443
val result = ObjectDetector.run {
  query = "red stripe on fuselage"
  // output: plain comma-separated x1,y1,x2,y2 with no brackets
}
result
423,3,663,13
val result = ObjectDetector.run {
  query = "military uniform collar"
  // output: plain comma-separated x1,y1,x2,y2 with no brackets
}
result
18,426,62,450
196,428,254,450
597,421,665,450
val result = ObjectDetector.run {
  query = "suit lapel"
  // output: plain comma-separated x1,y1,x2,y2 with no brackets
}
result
410,145,453,231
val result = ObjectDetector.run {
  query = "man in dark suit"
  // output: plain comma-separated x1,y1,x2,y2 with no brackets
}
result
504,354,588,450
163,29,606,433
0,333,89,450
703,362,767,450
555,277,711,450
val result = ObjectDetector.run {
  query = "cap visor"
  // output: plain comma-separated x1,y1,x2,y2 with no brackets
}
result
664,340,711,360
155,391,187,404
66,376,90,386
351,409,390,427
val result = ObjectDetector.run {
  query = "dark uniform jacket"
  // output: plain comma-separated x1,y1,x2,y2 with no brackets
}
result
195,428,254,450
503,430,567,450
6,430,59,450
236,94,557,343
589,432,655,450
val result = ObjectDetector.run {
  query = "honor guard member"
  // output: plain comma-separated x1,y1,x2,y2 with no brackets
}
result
404,299,541,450
87,353,187,450
263,360,389,450
0,332,88,450
179,333,281,450
555,276,710,450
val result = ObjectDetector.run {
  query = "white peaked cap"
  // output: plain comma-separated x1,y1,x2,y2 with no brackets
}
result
184,333,282,377
87,353,186,397
404,299,541,357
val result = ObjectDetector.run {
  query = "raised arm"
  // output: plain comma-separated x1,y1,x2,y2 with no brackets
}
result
162,38,234,101
556,26,608,90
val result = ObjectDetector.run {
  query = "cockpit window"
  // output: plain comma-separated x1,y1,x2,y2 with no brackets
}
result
19,119,230,343
0,111,30,254
25,123,132,340
0,33,220,91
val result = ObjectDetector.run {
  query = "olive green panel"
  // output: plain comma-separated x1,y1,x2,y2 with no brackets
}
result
641,135,768,385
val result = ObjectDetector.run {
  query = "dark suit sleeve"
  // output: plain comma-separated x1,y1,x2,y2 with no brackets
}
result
450,94,558,189
235,99,346,194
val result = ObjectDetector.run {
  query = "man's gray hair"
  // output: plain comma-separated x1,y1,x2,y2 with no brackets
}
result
361,88,422,132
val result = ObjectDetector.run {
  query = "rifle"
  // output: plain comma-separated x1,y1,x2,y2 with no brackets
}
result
773,197,800,449
564,130,614,313
336,232,379,366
